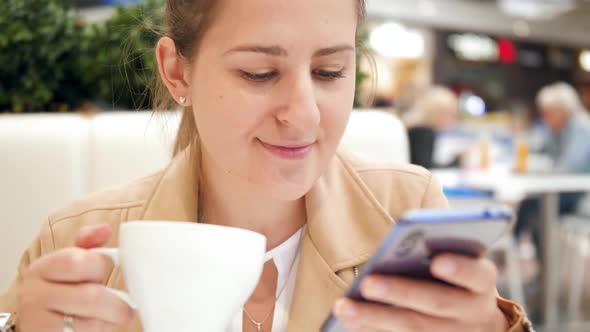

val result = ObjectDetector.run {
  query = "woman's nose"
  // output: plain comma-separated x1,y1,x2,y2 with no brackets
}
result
276,75,321,131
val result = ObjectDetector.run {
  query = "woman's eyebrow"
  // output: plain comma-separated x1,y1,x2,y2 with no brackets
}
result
313,44,355,57
224,45,287,57
223,44,355,57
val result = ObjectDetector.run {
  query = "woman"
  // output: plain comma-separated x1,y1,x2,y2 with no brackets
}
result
0,0,529,331
403,86,461,169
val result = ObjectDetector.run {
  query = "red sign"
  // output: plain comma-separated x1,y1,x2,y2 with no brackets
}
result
497,38,517,64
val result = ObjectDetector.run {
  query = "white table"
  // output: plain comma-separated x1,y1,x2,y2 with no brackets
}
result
433,168,590,326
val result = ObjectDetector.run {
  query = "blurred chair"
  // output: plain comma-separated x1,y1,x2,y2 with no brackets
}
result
407,126,435,169
558,195,590,323
339,110,410,164
0,114,91,290
577,195,590,217
559,215,590,323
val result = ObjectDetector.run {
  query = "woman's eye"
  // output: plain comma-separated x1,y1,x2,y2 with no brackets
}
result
239,69,345,83
239,70,278,82
313,69,346,81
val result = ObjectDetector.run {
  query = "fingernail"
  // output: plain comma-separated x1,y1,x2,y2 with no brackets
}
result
335,299,357,318
434,257,457,276
363,278,388,297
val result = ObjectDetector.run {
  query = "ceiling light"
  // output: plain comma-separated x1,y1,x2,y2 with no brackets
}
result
498,0,576,20
448,34,498,61
370,22,425,59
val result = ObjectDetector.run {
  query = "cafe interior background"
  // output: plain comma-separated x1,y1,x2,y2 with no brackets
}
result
1,0,590,331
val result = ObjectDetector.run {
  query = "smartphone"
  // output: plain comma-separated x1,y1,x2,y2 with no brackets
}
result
320,207,512,332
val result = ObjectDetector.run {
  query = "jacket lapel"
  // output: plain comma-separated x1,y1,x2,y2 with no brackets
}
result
287,153,396,330
285,233,348,331
140,145,200,222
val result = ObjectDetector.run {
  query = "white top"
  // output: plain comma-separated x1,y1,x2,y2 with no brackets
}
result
226,227,304,332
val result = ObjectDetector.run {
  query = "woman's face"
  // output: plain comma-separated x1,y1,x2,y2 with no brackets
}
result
189,0,358,200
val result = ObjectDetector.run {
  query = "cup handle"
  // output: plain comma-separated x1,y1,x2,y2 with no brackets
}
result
90,248,137,310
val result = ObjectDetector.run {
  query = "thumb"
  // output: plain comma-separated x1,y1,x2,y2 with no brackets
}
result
75,224,113,249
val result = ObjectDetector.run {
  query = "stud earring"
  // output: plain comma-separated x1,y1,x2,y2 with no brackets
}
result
179,96,186,105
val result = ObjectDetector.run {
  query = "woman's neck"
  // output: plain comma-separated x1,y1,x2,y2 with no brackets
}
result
198,153,306,250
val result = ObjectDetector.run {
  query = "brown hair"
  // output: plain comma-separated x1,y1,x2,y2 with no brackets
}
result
152,0,367,156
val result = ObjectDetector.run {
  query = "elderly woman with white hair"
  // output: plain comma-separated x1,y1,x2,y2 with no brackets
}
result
535,82,590,172
515,82,590,259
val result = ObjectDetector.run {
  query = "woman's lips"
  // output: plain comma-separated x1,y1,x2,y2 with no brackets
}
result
258,139,314,160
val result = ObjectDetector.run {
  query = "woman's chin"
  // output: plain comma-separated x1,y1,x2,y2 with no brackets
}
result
264,177,315,201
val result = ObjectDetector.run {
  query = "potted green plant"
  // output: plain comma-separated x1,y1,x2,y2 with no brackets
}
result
0,0,369,112
78,0,164,110
0,0,86,112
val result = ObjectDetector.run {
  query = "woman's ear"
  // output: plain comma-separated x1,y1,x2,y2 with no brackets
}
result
156,36,192,106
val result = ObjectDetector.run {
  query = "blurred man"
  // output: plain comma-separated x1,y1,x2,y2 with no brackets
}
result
516,82,590,257
536,82,590,173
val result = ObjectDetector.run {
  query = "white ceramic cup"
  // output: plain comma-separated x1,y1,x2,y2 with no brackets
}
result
91,221,270,332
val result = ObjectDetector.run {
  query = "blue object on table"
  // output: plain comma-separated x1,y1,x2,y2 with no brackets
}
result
443,186,493,199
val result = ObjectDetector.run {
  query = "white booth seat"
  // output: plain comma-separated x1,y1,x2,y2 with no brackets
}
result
0,114,91,288
0,110,408,290
340,111,409,165
90,111,180,191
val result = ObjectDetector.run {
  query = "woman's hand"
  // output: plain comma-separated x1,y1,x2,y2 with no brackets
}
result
334,254,510,332
17,224,134,332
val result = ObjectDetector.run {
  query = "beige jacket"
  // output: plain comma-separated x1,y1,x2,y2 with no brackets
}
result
1,147,530,331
